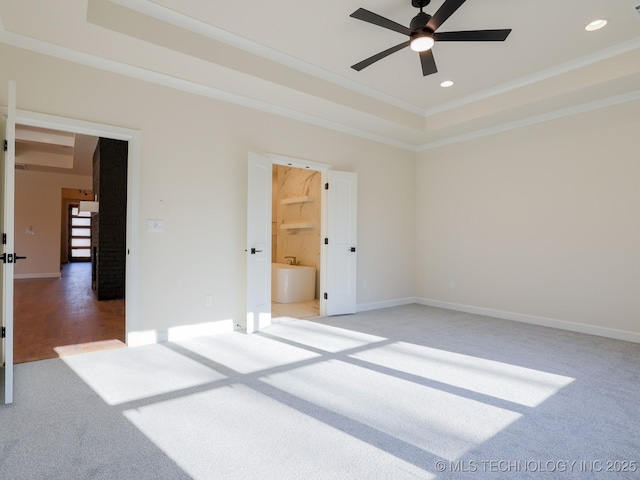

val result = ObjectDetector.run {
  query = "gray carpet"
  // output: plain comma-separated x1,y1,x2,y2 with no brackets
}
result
1,304,639,479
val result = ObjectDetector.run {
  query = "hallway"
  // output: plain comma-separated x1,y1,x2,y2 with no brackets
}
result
13,263,125,364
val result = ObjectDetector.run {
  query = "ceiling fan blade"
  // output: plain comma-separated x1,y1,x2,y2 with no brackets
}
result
351,41,411,71
426,0,466,32
434,29,512,42
350,8,412,36
419,49,438,76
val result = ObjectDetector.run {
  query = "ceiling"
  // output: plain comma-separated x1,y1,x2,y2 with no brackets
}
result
1,0,639,150
15,125,97,176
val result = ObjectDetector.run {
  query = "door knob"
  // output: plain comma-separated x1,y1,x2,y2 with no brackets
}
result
250,248,263,255
14,254,27,263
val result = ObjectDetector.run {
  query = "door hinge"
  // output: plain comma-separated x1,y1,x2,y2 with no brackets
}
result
325,183,329,190
3,140,7,152
324,293,328,300
2,233,6,245
1,327,5,338
324,238,328,245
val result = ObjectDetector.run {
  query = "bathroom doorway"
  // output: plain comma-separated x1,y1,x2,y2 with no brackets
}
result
247,151,357,333
271,164,321,320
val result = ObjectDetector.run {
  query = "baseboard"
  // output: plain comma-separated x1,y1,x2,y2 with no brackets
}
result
357,297,418,313
14,273,61,279
127,298,640,346
127,319,235,347
416,297,640,344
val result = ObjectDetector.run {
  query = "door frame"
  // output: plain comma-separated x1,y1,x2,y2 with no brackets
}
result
267,154,330,318
1,81,16,404
2,107,141,341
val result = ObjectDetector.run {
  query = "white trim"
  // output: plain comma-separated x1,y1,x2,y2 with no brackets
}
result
0,28,415,152
14,273,61,279
2,80,16,405
14,109,137,140
11,109,141,344
416,297,640,344
127,319,235,347
113,1,640,121
357,297,417,313
3,8,638,153
110,0,425,116
2,15,637,153
167,319,235,342
424,37,640,118
268,154,331,172
418,90,640,151
258,152,330,318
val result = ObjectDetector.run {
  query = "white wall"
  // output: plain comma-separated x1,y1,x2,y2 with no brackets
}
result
416,99,640,337
14,170,92,277
0,43,417,338
7,42,636,342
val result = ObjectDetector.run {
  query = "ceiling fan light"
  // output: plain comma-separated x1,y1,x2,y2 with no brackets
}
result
410,34,434,52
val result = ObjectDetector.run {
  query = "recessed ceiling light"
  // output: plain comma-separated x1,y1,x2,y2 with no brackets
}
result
585,19,607,31
440,80,454,88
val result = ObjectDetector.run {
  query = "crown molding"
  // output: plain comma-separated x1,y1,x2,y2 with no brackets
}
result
119,1,640,123
0,27,417,151
112,0,426,116
418,89,640,151
3,3,638,154
424,37,640,118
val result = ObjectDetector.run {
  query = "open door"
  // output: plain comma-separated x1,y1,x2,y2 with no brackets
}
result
326,170,357,316
1,81,16,404
246,152,272,333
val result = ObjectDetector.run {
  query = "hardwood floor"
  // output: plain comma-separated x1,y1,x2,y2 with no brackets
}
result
13,262,125,364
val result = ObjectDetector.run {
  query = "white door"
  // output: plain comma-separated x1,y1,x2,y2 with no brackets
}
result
246,152,272,333
326,170,357,316
1,81,16,404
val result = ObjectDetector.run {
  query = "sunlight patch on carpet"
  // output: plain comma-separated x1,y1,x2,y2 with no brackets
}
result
123,384,435,480
175,333,319,374
263,359,522,461
351,342,575,407
262,320,387,352
61,344,225,405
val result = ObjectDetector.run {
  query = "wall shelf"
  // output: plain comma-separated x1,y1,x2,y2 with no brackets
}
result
281,196,315,205
280,223,314,230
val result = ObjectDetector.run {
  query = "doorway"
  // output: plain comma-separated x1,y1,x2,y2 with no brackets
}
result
271,164,321,320
247,152,357,333
10,114,138,362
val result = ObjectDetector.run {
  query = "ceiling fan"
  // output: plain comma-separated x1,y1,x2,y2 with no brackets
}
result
350,0,512,76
